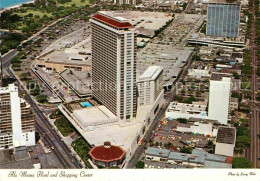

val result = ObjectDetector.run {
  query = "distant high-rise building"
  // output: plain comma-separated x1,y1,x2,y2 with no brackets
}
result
114,0,136,5
0,84,35,150
206,2,241,38
208,73,232,125
90,11,137,121
137,66,164,106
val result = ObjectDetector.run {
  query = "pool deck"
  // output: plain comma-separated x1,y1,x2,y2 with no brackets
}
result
81,102,92,107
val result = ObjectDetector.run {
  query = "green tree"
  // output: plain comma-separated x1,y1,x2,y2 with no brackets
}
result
155,142,159,147
177,118,188,124
183,2,187,10
237,126,250,137
0,44,8,54
232,157,253,168
232,71,240,79
135,161,145,168
11,56,21,64
55,116,75,136
194,55,201,61
207,140,214,147
175,95,184,102
36,94,48,103
18,51,27,58
180,146,192,154
231,92,242,102
30,84,40,96
236,135,251,149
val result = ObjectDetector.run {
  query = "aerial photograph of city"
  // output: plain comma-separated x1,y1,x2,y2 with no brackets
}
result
0,0,259,179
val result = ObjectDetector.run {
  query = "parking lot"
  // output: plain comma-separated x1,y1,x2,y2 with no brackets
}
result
152,119,210,150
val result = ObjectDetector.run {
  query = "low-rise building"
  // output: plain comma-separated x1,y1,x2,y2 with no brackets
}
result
137,45,193,91
0,145,41,169
232,79,241,92
145,147,170,162
232,52,243,63
188,36,245,48
187,68,211,79
230,97,239,110
89,142,126,167
145,147,233,168
114,0,136,5
215,126,236,157
215,64,233,69
165,102,207,120
59,69,92,98
36,50,91,73
220,68,242,75
199,47,213,55
174,121,213,136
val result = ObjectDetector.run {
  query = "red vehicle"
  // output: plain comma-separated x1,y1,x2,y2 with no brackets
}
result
172,147,178,151
138,139,144,145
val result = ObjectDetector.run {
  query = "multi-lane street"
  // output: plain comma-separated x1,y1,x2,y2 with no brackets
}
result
247,0,260,168
2,49,17,68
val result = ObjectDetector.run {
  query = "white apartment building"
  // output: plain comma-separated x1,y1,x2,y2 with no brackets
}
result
208,73,232,125
0,84,35,150
90,11,137,122
137,66,164,106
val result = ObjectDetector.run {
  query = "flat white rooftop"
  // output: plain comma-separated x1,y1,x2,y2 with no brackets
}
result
167,102,207,114
139,66,163,80
0,84,18,94
99,11,129,22
73,105,117,127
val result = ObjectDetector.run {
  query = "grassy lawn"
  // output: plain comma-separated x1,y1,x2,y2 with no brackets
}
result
72,137,93,168
16,10,53,18
54,116,75,137
8,0,90,33
57,0,90,7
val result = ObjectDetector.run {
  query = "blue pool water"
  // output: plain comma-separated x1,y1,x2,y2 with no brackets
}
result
201,113,207,116
0,0,34,9
81,102,92,108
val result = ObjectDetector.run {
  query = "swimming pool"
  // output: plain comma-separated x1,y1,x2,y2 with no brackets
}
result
81,102,92,107
201,113,207,116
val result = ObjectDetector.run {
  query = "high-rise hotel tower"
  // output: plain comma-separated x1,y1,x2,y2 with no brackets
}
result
90,11,137,121
206,1,241,38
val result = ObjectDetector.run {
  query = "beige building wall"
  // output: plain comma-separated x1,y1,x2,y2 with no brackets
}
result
36,59,91,72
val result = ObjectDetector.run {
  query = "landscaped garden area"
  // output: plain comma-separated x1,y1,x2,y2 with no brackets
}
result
72,137,93,168
54,115,75,137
